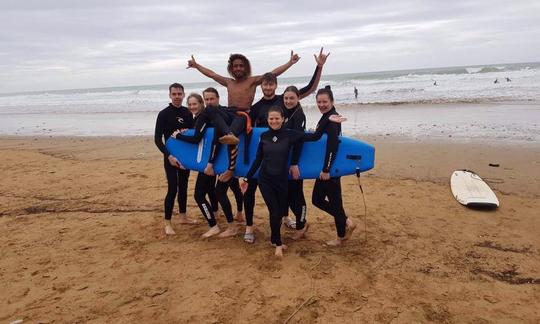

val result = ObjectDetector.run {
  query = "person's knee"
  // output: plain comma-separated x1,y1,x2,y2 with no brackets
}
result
312,195,324,209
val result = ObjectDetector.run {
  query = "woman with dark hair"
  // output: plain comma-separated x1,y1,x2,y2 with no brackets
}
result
311,86,356,246
281,85,310,240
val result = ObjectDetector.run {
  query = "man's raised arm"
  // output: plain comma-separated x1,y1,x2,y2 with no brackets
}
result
253,51,300,85
187,55,229,86
271,50,300,77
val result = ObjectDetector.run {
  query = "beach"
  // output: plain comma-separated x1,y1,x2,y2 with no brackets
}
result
1,123,539,322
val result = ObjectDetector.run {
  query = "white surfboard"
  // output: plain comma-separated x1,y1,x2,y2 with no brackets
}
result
450,170,499,208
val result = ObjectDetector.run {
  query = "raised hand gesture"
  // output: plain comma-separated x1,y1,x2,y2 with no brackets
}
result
187,55,197,69
314,47,330,67
290,50,300,65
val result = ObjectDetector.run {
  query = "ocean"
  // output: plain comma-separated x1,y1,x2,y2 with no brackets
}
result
1,62,539,143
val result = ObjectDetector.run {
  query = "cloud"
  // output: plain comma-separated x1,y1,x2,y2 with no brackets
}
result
0,0,539,92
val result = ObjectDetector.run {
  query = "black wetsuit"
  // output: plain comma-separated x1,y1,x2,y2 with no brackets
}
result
204,105,246,174
310,107,347,238
154,104,194,220
175,112,219,227
283,104,307,230
246,128,319,246
175,108,243,226
244,66,321,226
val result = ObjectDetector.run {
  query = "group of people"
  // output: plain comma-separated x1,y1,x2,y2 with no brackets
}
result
154,49,356,257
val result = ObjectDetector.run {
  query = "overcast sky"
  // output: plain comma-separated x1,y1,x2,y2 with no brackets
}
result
1,0,539,93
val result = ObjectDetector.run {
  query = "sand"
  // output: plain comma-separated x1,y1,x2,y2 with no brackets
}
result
1,135,539,323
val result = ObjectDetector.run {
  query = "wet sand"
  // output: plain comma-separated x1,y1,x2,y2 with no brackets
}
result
1,135,539,323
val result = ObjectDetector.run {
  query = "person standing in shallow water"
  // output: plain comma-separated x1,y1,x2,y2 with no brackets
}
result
154,83,198,235
354,86,358,99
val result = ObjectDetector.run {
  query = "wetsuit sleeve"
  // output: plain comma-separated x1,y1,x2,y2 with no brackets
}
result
154,111,169,156
322,120,340,173
246,140,264,179
290,113,306,165
175,115,207,143
249,105,259,126
208,129,220,164
302,116,330,142
298,65,321,97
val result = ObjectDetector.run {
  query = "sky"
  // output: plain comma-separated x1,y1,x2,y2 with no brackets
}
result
1,0,539,93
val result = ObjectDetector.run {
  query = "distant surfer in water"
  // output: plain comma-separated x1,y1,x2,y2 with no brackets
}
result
354,86,358,99
187,52,300,182
494,78,499,84
154,83,198,235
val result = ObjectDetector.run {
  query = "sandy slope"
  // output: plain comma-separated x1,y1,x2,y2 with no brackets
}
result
0,136,539,323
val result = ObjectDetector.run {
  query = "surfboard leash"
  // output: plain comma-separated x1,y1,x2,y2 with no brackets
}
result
355,167,368,243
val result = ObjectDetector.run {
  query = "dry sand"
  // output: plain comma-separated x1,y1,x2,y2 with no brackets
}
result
1,135,539,323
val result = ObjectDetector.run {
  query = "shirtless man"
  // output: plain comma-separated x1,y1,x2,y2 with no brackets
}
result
187,52,300,182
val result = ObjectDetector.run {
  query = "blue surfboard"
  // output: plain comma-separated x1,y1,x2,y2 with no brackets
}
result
166,127,375,179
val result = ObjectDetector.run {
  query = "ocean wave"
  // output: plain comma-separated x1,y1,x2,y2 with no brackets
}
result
335,97,538,106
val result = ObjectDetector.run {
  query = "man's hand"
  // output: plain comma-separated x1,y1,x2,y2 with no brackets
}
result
168,155,185,169
204,163,215,176
187,55,198,69
314,47,330,67
289,50,300,65
319,171,330,180
289,165,300,180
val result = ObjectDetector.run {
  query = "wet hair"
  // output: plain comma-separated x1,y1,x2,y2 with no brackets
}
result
267,105,284,117
316,85,334,101
261,72,277,84
228,54,252,77
202,87,219,98
169,82,184,93
187,93,204,108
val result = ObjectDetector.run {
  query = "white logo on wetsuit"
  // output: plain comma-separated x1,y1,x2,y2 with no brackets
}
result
176,117,184,123
272,136,278,142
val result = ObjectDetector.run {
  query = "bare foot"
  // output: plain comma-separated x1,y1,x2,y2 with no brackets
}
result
291,223,309,241
235,211,245,223
344,219,357,240
178,215,199,225
218,224,238,238
274,244,288,257
164,220,176,235
201,225,221,238
325,238,344,246
218,170,234,182
219,134,240,145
